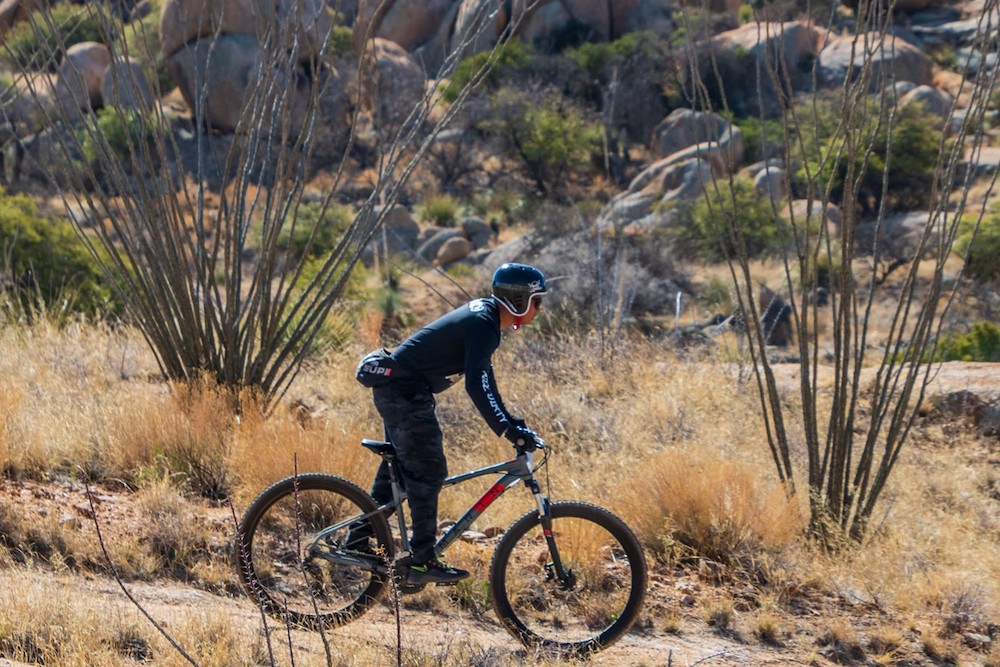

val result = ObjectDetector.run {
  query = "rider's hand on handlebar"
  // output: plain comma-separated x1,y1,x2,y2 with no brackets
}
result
505,424,544,452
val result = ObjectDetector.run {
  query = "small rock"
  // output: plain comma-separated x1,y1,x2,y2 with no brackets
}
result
963,632,992,650
460,530,487,543
73,503,95,519
59,514,81,530
676,581,700,594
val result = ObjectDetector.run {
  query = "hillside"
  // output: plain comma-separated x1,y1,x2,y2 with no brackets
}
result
1,0,999,666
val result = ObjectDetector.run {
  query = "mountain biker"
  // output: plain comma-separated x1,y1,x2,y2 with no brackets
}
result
351,263,547,585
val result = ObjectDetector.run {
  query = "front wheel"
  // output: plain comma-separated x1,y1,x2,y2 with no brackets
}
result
237,473,394,628
489,501,647,655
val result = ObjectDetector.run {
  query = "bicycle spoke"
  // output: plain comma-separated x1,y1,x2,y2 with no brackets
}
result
490,501,646,654
238,474,393,628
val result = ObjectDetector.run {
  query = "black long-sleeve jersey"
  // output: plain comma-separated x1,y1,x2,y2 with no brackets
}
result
390,297,514,436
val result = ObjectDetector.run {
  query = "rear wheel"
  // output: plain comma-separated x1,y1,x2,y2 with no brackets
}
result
237,473,393,628
489,501,647,655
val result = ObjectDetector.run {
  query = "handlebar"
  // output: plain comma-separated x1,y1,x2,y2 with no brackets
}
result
515,436,545,454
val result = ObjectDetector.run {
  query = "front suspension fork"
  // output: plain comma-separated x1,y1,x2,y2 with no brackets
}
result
532,485,574,587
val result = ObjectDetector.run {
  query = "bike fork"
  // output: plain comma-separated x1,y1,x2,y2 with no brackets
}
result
534,492,574,586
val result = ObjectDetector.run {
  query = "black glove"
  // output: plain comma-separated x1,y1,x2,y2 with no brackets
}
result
505,424,541,451
509,416,527,430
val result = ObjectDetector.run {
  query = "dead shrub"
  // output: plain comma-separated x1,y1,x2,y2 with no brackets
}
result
621,447,803,565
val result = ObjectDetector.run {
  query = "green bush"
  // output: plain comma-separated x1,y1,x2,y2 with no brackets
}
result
796,104,943,215
486,89,603,195
683,175,782,261
955,205,1000,282
733,116,787,163
325,24,354,60
2,3,114,70
278,201,354,262
80,106,159,166
0,188,112,316
420,194,461,227
567,31,657,84
441,40,532,103
933,322,1000,362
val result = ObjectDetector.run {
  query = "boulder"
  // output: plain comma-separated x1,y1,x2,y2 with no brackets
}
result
516,0,652,45
0,0,45,33
369,204,420,256
656,157,715,203
55,42,112,116
606,190,658,225
899,84,954,119
786,199,843,236
817,33,933,90
360,38,426,131
435,236,473,265
461,217,493,249
160,0,331,63
417,228,463,261
651,109,744,168
354,0,456,52
167,34,312,134
160,0,259,57
685,21,821,117
856,210,939,259
753,166,787,202
101,57,155,111
713,20,820,95
356,0,673,76
601,156,713,230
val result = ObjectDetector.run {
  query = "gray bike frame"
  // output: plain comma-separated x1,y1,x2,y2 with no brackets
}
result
309,444,549,571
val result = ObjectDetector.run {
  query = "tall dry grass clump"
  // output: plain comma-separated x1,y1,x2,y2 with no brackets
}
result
621,447,803,565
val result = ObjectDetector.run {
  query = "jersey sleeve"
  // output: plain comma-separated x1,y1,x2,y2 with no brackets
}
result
463,322,512,436
466,364,514,436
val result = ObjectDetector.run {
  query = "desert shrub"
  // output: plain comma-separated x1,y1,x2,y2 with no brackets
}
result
442,39,533,103
1,3,114,70
325,24,354,59
796,104,943,215
419,193,461,227
734,115,787,163
932,321,1000,362
484,88,603,196
278,200,354,261
955,206,1000,282
621,448,801,565
79,106,158,167
0,188,113,316
568,31,659,83
680,175,782,261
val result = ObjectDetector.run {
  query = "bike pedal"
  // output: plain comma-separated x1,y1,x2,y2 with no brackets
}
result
434,580,461,587
397,583,427,595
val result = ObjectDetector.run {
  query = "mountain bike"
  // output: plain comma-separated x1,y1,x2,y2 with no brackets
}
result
236,437,648,655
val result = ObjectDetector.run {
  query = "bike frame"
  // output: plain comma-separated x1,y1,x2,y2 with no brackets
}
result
309,447,569,580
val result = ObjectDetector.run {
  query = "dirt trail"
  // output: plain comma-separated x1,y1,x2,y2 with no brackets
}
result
2,568,808,666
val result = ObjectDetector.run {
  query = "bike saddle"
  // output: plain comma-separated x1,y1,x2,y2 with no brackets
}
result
361,439,395,456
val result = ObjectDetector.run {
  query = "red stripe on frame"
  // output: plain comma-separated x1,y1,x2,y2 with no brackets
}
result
473,482,506,512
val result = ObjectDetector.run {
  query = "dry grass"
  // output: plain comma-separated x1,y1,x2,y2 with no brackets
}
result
0,315,998,665
620,446,803,565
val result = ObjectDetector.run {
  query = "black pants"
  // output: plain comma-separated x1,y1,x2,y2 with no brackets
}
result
370,380,446,564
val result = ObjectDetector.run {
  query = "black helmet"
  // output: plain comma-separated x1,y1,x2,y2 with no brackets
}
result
492,263,547,316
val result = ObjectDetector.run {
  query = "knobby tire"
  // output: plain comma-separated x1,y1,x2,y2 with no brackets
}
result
237,473,393,628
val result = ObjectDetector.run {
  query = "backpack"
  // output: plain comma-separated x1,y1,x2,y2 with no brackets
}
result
355,348,397,388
